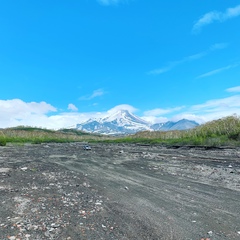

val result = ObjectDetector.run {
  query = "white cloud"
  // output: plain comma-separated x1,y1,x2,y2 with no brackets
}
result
0,100,138,129
97,0,127,6
196,63,239,79
0,99,57,129
226,86,240,93
1,94,240,130
79,89,105,100
141,116,168,124
68,103,78,111
0,99,56,116
191,95,240,112
148,43,227,75
193,4,240,33
144,107,184,117
142,95,240,124
107,104,137,115
170,114,206,124
183,95,240,123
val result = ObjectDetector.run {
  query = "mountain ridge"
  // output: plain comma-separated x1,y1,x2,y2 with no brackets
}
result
76,110,199,135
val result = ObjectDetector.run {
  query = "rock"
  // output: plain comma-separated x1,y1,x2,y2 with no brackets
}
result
0,168,11,173
207,230,213,236
8,237,16,240
20,167,28,171
51,223,60,228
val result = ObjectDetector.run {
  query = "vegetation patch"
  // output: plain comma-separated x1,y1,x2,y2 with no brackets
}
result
1,115,240,147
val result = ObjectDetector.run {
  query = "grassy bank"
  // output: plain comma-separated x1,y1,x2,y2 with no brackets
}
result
0,115,240,147
0,127,110,146
99,115,240,147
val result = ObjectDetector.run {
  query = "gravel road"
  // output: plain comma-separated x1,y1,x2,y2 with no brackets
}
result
0,143,240,240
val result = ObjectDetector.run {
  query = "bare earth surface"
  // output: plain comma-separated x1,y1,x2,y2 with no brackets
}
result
0,143,240,240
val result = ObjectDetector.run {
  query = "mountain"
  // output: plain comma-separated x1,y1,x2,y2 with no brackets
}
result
76,110,151,135
76,110,199,135
151,119,199,131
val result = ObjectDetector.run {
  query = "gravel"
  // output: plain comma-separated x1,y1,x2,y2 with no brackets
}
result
0,143,240,239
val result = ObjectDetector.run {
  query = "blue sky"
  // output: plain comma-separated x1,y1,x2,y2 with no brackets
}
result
0,0,240,129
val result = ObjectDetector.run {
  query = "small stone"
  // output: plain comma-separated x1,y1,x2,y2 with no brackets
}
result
51,223,60,228
8,237,16,240
44,231,50,237
20,167,28,171
208,230,213,236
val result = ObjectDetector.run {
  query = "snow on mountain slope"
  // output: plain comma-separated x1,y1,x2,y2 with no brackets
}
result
103,110,149,127
77,110,150,134
76,109,199,135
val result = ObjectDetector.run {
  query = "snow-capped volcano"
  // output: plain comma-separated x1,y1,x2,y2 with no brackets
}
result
102,110,149,126
76,110,151,135
76,109,199,135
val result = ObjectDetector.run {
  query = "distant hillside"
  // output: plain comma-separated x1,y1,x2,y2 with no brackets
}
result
152,119,199,131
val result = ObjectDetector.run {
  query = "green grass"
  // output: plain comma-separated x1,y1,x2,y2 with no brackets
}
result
0,131,6,146
1,126,110,145
1,115,240,147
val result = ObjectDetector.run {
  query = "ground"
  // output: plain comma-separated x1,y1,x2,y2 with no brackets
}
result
0,143,240,240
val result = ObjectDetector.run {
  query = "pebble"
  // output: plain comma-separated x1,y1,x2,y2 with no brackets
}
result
207,231,213,236
20,167,28,171
8,237,16,240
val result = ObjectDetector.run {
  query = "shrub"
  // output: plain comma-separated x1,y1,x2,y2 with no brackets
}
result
0,131,6,146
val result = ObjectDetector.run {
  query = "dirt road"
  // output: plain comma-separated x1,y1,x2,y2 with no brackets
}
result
0,143,240,239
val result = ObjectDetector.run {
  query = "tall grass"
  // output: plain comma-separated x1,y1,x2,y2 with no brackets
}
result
110,115,240,147
1,126,110,145
1,115,240,147
0,131,6,146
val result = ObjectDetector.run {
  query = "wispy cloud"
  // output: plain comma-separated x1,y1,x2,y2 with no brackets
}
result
191,95,240,112
193,4,240,33
142,107,185,124
169,95,240,123
210,43,229,51
68,103,78,111
79,89,105,100
196,63,239,79
226,86,240,93
97,0,128,6
144,107,184,117
107,104,137,114
148,43,228,75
